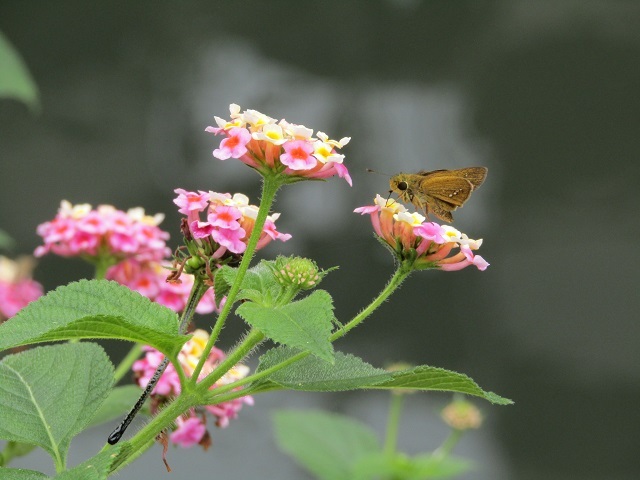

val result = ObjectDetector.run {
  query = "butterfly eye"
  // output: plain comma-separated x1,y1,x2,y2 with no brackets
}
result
397,181,408,191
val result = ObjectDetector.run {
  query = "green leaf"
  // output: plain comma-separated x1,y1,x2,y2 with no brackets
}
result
216,261,283,306
0,229,16,250
0,280,186,357
54,447,120,480
273,410,379,480
252,346,390,392
0,441,37,467
352,453,471,480
0,468,48,480
0,31,39,111
213,266,233,306
0,343,114,469
236,290,334,363
87,385,143,429
367,366,513,405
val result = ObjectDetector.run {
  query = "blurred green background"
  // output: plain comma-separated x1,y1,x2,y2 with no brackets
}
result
1,1,639,479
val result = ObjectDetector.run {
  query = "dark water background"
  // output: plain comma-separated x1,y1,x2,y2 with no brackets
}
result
1,2,639,479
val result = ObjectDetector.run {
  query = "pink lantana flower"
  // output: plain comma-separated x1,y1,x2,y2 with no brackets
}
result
35,200,170,265
133,329,253,449
355,195,489,271
206,103,352,185
175,188,290,261
281,139,317,170
171,416,207,448
0,255,43,321
213,126,252,160
207,205,243,230
173,189,211,225
133,346,182,396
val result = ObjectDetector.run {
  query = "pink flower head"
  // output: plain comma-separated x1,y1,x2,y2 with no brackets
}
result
0,256,43,321
175,189,291,260
35,201,170,265
355,194,488,271
206,104,352,185
133,329,253,449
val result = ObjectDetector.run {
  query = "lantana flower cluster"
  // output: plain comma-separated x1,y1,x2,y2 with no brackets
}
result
355,195,489,271
35,201,170,263
175,189,291,262
106,259,219,314
206,104,352,185
132,329,253,449
0,255,43,320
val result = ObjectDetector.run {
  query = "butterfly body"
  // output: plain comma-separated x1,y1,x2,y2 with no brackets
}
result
389,167,488,222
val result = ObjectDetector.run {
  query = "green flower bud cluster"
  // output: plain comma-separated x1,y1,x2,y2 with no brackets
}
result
272,256,321,291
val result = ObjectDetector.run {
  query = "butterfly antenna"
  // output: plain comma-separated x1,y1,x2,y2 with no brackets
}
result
366,168,393,176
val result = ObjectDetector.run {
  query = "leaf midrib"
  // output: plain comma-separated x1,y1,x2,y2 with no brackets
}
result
3,363,63,467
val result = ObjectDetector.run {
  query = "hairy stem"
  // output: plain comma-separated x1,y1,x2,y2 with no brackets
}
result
383,392,405,457
190,174,282,383
106,279,207,445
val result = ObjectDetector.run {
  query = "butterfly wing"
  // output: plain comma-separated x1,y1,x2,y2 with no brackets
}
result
418,167,488,189
420,175,474,207
426,197,457,223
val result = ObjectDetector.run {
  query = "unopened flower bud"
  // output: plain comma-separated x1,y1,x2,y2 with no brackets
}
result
272,256,321,290
441,399,483,430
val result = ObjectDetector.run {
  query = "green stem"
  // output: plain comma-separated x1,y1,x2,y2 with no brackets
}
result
191,174,282,383
109,439,155,476
93,257,112,280
113,344,143,384
109,393,196,473
105,279,207,446
383,392,405,457
179,279,208,334
433,429,463,459
203,385,257,405
204,348,306,400
209,266,412,399
332,265,411,341
197,329,265,392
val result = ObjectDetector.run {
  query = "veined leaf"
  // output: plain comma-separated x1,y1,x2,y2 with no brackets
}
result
366,365,513,405
237,290,334,363
252,346,390,392
0,441,36,467
216,261,283,307
0,468,47,480
0,280,186,357
0,343,114,469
